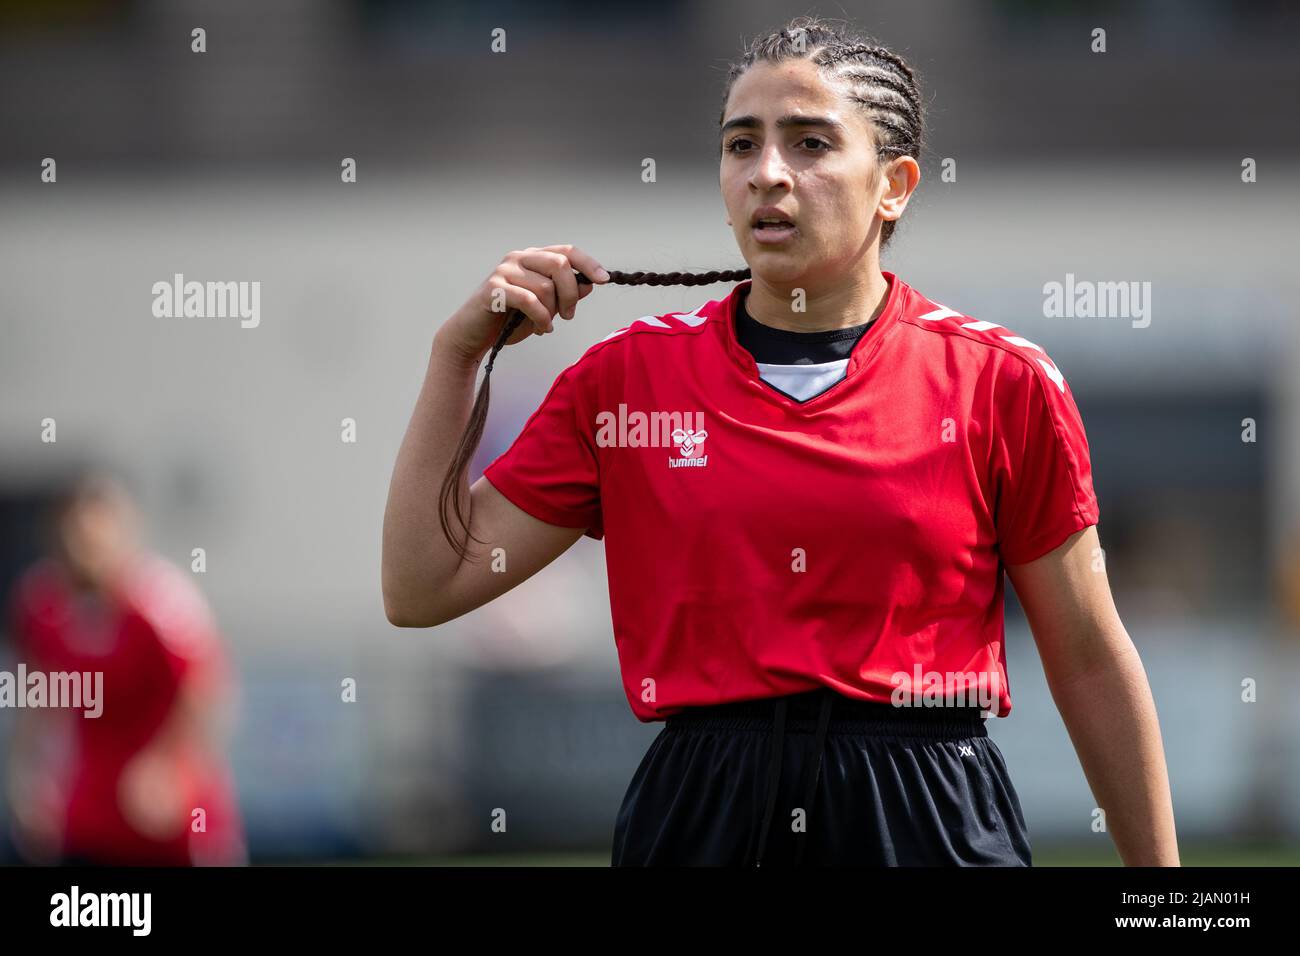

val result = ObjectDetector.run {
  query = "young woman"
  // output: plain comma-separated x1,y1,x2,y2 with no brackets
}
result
8,472,246,866
382,17,1179,866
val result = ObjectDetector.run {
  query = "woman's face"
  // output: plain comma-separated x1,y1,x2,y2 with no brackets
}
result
54,492,138,591
719,58,888,286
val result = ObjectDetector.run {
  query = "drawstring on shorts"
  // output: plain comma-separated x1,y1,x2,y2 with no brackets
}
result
753,689,835,867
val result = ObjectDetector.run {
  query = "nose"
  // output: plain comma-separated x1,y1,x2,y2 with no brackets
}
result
749,141,793,193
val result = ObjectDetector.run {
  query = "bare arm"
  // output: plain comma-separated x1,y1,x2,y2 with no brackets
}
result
117,661,231,840
7,704,70,860
382,338,585,627
382,245,608,627
1005,524,1180,866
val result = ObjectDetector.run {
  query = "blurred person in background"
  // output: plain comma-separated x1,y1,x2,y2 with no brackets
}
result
5,471,245,865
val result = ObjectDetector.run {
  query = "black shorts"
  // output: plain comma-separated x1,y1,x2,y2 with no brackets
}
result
611,687,1033,866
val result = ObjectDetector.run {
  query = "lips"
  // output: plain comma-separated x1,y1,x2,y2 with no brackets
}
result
750,205,796,227
751,222,798,244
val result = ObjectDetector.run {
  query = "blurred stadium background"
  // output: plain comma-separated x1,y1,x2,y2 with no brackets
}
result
2,0,1299,865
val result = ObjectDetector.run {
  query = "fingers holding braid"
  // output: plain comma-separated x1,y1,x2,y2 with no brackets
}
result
443,265,751,561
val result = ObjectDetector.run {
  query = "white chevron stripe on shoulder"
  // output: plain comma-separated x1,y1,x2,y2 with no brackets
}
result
671,305,709,327
1037,357,1066,393
600,314,672,342
913,305,1069,393
917,306,965,322
999,335,1044,353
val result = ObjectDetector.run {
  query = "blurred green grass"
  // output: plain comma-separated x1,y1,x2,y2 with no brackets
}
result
304,844,1300,867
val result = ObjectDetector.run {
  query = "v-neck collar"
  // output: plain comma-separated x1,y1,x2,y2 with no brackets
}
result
719,271,907,412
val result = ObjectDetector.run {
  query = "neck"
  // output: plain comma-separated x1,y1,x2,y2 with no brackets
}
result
743,266,891,333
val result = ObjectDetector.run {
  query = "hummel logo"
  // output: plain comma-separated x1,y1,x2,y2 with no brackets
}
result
668,427,709,469
672,428,707,457
958,745,975,757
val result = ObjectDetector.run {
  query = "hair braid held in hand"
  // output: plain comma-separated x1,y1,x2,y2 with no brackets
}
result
440,267,751,562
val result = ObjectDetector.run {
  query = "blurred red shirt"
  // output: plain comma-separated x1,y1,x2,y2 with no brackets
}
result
9,553,245,865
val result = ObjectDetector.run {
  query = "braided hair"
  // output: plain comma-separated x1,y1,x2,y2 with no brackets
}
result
440,17,923,560
440,267,751,561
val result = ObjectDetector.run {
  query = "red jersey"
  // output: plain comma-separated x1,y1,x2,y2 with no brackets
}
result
9,553,245,864
482,273,1100,719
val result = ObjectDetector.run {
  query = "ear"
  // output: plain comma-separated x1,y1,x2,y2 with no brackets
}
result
877,156,921,227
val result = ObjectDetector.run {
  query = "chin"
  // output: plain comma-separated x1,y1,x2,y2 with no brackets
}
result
747,255,808,284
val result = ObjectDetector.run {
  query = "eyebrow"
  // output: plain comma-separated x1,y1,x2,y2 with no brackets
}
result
719,114,848,138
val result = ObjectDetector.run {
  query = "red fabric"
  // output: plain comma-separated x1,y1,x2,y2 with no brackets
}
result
483,274,1100,719
9,554,245,864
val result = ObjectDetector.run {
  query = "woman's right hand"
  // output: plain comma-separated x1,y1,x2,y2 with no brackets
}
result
440,245,610,365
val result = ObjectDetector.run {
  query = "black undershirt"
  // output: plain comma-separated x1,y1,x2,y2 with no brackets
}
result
736,291,874,364
735,290,875,401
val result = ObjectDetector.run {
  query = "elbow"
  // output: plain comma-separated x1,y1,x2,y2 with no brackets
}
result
383,594,445,629
382,551,467,627
382,578,445,629
384,604,424,629
385,606,441,629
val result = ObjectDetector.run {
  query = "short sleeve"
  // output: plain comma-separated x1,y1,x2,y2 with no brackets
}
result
482,360,604,540
992,354,1100,565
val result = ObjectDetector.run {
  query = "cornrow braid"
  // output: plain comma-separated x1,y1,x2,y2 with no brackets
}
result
439,267,751,562
825,53,923,155
826,42,917,85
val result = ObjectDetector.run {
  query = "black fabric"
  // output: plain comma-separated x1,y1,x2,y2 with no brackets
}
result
735,291,874,365
610,688,1033,867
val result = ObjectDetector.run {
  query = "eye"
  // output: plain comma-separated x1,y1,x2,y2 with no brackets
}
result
723,136,830,154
